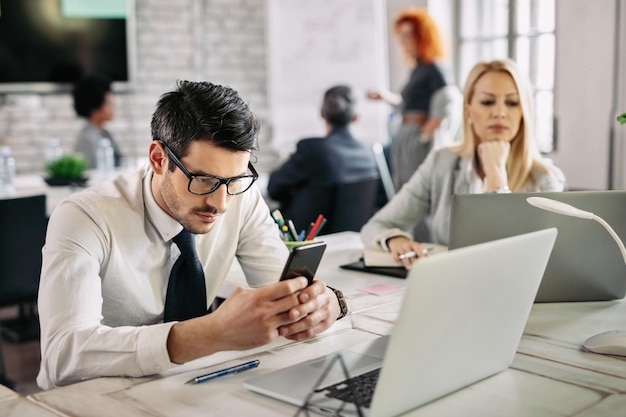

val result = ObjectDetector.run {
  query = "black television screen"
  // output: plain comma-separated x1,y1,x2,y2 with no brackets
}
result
0,0,134,93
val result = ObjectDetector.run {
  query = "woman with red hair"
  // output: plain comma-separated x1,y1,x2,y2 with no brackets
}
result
368,7,451,191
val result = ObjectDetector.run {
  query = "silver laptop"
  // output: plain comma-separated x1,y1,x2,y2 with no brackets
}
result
245,228,557,417
449,191,626,302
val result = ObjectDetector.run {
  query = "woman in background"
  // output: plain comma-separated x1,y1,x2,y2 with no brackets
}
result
72,74,124,168
361,59,565,269
367,7,449,190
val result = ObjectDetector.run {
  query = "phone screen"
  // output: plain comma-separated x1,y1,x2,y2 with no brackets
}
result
279,241,327,285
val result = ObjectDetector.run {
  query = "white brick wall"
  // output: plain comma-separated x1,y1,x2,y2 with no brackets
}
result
0,0,275,174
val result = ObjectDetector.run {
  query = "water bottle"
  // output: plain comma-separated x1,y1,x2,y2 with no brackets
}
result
96,138,115,180
45,138,64,163
0,146,16,197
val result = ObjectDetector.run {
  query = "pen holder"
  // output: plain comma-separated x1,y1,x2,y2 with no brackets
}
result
283,239,316,251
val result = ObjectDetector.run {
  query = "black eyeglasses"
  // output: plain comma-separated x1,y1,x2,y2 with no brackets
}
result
160,141,258,196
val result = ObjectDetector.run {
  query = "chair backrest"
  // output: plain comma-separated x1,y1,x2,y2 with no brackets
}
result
372,143,395,202
281,177,379,236
0,194,47,306
328,177,380,234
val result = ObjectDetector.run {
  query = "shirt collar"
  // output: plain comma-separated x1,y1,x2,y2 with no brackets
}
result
142,166,183,242
462,155,485,193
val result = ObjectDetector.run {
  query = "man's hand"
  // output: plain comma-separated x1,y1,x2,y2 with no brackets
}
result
167,277,309,364
277,280,340,341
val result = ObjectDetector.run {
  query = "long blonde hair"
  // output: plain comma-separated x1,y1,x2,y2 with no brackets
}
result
450,59,547,191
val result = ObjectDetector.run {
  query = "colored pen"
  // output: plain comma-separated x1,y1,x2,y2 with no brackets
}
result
297,229,306,241
186,359,260,384
271,209,286,226
281,224,291,240
306,214,325,241
305,221,314,238
311,217,327,238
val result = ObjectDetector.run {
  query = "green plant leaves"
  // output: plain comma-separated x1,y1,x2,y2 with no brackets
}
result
618,112,626,125
46,154,87,179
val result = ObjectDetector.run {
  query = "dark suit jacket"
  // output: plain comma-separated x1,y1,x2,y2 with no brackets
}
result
267,127,379,232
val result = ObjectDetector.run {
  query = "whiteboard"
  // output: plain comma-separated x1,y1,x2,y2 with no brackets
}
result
267,0,389,152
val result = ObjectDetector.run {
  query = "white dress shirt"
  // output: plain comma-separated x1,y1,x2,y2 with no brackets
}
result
37,166,289,389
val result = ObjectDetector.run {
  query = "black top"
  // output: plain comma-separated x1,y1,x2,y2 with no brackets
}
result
401,61,447,113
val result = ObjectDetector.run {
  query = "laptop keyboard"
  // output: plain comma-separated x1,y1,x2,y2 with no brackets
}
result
314,367,381,408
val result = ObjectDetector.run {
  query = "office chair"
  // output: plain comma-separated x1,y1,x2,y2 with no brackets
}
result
372,143,395,204
281,177,380,236
0,194,47,376
329,177,380,233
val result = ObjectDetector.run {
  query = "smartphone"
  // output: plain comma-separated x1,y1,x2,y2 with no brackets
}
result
279,241,327,285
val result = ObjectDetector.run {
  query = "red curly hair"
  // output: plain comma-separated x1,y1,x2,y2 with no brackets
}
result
394,7,444,63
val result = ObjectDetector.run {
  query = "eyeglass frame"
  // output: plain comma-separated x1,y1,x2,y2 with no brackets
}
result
158,141,258,196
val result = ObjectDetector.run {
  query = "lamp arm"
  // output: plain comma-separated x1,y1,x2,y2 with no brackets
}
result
592,214,626,265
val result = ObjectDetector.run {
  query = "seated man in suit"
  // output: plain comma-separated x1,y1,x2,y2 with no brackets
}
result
267,85,379,232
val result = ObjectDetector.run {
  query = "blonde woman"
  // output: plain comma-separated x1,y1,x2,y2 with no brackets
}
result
361,59,565,268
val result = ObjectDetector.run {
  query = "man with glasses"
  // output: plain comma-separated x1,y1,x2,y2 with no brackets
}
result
37,81,345,389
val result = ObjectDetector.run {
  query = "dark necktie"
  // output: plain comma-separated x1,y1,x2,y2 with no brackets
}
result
163,229,208,322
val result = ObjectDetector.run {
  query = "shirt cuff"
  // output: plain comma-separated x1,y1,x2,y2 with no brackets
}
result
136,321,177,375
376,228,414,252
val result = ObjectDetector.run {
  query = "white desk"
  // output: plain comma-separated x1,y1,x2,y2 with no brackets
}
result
26,232,626,416
0,384,58,416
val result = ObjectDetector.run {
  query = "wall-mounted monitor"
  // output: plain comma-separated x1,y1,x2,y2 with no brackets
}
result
0,0,136,94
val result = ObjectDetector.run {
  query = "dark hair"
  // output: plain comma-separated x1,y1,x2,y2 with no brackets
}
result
72,74,112,118
151,80,260,161
321,85,356,128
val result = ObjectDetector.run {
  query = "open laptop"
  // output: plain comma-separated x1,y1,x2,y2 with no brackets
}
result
245,228,557,417
449,191,626,302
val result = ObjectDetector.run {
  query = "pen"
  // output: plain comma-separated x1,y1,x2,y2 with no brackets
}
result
186,359,260,384
281,224,291,241
287,219,299,241
306,214,325,241
398,247,434,260
271,209,285,224
311,217,327,238
398,251,417,260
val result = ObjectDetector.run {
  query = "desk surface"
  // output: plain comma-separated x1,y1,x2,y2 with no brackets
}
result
0,384,58,416
27,232,626,417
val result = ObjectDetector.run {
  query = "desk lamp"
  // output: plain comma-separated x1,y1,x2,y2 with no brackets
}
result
527,196,626,356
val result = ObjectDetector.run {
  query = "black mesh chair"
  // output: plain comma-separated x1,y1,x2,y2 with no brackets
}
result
282,177,380,236
330,177,380,233
0,194,47,387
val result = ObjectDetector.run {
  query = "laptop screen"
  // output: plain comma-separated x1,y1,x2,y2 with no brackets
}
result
448,190,626,302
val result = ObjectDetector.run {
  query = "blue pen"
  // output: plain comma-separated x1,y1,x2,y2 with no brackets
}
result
297,229,306,241
186,359,260,384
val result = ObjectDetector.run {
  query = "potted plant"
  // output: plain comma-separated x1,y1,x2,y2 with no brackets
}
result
44,154,88,186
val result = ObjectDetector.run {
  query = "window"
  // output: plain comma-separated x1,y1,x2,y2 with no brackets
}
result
455,0,556,153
